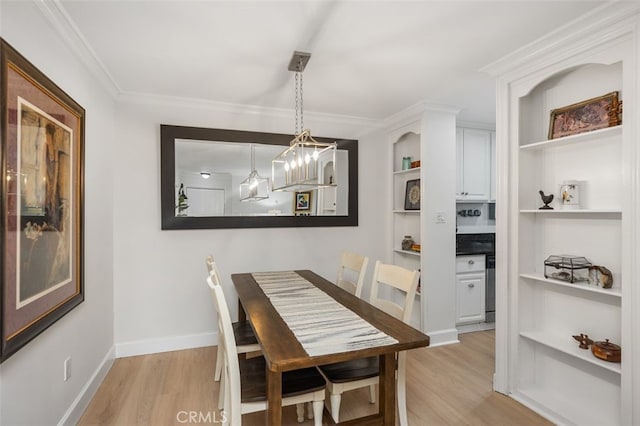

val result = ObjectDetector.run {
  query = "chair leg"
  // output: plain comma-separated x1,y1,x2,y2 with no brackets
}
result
368,384,376,403
312,400,324,426
306,401,313,419
330,392,342,423
218,365,225,410
295,403,305,423
398,352,408,426
214,344,223,381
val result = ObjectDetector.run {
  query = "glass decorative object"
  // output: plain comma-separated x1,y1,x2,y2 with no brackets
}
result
559,180,581,209
401,235,415,251
402,156,411,170
544,255,592,283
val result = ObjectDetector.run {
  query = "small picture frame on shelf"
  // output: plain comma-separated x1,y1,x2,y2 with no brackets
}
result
548,91,622,139
404,179,420,210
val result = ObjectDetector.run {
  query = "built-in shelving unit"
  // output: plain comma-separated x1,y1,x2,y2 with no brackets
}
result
486,7,640,424
502,44,629,425
389,124,422,329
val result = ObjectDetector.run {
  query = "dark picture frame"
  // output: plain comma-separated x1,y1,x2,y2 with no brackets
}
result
294,191,311,212
404,179,420,210
1,39,85,362
548,91,622,139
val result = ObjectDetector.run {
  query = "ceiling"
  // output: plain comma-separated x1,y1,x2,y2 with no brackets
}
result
59,0,606,124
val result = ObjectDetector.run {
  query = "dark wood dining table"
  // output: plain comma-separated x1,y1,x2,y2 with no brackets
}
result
231,270,430,425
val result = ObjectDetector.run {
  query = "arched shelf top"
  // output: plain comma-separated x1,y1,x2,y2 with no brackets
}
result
519,62,622,99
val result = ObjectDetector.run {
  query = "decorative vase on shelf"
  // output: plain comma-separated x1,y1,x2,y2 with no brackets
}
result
402,157,411,170
401,235,414,251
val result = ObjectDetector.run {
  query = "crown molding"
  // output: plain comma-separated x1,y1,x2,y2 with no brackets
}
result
34,0,121,98
384,101,461,131
117,91,383,131
481,1,640,77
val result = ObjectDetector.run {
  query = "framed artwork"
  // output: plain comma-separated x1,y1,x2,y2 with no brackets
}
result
404,179,420,210
548,91,622,139
294,191,311,212
1,39,85,362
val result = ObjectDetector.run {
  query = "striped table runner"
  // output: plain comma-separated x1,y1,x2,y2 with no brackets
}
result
251,271,398,357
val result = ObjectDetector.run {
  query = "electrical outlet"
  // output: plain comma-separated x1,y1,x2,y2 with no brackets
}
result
64,357,71,381
435,212,446,223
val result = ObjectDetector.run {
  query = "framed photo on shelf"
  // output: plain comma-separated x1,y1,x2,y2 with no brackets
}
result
1,39,85,362
548,91,621,139
404,179,420,210
294,191,312,213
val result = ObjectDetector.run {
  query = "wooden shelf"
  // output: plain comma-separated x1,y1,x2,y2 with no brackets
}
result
520,209,622,214
520,331,621,374
520,125,622,151
393,248,421,257
393,167,420,175
520,273,621,298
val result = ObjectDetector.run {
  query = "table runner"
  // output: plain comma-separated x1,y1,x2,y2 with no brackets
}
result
251,271,398,357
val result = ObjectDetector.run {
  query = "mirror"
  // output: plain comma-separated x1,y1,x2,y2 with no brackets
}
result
161,125,358,229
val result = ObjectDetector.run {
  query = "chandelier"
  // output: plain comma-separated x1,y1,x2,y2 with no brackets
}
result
271,51,337,192
239,144,269,201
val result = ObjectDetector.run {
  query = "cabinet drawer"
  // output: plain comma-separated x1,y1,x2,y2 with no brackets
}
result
456,255,485,273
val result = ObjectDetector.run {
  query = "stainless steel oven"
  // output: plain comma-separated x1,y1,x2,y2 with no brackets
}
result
485,254,495,323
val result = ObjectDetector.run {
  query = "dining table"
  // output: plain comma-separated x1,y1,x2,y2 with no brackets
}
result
231,269,430,425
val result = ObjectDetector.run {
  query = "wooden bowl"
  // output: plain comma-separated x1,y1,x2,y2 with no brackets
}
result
591,339,621,363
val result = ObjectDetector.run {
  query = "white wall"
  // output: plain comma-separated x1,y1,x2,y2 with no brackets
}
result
421,109,458,345
0,2,115,425
112,98,387,356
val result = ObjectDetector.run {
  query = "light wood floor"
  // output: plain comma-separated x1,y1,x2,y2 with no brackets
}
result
78,330,550,425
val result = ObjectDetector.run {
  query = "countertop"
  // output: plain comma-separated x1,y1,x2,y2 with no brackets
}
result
456,226,496,234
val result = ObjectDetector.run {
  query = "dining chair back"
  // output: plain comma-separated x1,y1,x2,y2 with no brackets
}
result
206,256,260,385
369,261,420,323
318,261,420,425
207,274,326,425
336,251,369,298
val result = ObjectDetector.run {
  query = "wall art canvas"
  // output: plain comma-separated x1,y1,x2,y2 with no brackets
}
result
1,39,85,362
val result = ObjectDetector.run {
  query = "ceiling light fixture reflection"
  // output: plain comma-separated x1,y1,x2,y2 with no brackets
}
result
200,172,211,179
239,144,269,201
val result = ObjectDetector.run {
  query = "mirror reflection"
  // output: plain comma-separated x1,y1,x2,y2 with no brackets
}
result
174,140,349,217
160,125,358,230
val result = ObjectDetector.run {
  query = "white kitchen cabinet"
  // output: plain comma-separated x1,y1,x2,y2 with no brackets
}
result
456,128,491,201
490,131,496,202
455,255,485,325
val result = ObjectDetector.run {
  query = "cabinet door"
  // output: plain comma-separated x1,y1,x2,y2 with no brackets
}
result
490,131,496,202
457,129,491,201
456,272,486,324
461,129,491,200
456,128,463,196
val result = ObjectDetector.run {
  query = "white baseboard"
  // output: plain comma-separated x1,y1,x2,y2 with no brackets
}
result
425,328,460,347
115,331,217,358
58,345,115,426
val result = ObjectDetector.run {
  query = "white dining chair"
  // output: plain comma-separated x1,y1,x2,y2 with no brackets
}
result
206,274,326,426
318,261,420,425
335,251,369,298
206,256,261,384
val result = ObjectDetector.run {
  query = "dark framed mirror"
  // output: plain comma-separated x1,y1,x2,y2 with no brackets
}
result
160,125,358,229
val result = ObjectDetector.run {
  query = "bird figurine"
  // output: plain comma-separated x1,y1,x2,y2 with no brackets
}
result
539,190,554,210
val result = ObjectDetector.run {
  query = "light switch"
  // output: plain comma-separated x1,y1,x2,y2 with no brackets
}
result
435,212,446,223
